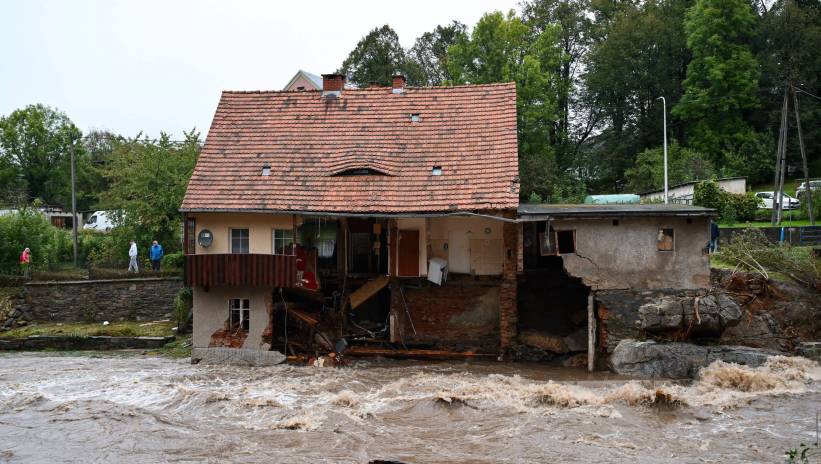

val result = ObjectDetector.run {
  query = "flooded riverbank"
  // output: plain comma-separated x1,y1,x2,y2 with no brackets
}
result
0,353,818,463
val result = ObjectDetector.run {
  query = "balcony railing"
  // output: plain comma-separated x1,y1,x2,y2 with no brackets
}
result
185,253,297,288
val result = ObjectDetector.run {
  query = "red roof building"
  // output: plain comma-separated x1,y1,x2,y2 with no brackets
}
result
181,76,519,214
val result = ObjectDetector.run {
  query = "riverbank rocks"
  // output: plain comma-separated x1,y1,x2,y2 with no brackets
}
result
638,297,684,331
191,347,285,367
634,293,741,336
610,339,774,378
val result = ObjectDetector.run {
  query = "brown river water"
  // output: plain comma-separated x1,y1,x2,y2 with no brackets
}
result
0,353,818,463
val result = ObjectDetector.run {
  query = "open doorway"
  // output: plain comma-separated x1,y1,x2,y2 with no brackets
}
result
519,221,591,361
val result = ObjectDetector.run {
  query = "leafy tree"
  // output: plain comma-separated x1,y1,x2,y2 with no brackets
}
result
582,0,692,192
0,104,85,208
673,0,761,163
339,25,423,87
522,0,593,152
448,10,563,200
97,131,200,258
625,141,714,192
408,21,467,85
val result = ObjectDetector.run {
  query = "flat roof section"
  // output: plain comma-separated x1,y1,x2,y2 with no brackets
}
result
518,203,717,220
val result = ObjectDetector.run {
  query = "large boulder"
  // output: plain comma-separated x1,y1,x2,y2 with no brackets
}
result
638,297,684,332
684,293,742,336
610,339,776,378
610,339,707,378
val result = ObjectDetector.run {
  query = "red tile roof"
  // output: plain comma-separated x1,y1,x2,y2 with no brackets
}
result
181,83,519,213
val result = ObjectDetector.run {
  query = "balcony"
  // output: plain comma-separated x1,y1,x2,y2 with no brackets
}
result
185,254,297,288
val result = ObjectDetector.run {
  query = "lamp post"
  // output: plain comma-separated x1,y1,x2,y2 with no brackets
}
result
657,96,668,204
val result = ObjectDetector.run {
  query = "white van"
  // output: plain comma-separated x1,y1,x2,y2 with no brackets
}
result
83,211,117,232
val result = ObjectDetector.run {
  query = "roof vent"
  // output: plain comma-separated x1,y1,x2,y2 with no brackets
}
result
262,163,271,176
431,166,443,176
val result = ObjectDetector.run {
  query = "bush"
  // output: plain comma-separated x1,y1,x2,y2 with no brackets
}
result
717,228,819,288
161,252,184,269
693,181,761,223
0,209,74,274
798,190,821,221
174,287,193,333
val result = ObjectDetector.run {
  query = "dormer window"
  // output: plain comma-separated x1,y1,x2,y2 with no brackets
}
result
410,113,421,122
333,167,389,176
262,163,271,176
431,166,443,176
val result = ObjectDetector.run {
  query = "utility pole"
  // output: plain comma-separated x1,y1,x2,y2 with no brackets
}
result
657,96,668,204
771,84,789,225
792,86,814,225
70,142,78,266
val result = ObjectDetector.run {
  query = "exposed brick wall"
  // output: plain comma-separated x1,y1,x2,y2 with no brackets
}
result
391,276,501,351
6,278,182,326
499,218,519,354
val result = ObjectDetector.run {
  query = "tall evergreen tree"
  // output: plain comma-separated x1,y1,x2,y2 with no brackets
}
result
673,0,761,164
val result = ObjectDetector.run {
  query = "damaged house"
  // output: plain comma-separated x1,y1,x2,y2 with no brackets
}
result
181,73,720,366
181,74,521,361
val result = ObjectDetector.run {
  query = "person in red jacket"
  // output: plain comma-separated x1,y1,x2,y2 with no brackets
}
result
19,247,31,279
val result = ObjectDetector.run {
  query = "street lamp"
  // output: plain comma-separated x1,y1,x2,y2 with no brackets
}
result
656,96,668,204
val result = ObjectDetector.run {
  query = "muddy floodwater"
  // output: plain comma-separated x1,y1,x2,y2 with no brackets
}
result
0,353,818,463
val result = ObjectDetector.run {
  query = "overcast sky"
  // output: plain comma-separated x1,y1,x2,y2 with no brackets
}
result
1,0,520,139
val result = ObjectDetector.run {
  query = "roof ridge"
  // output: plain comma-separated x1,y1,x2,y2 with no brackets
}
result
222,82,516,95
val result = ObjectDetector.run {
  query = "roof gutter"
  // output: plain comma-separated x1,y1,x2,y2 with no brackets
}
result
180,208,521,223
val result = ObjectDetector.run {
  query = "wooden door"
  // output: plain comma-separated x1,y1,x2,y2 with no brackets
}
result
398,229,419,276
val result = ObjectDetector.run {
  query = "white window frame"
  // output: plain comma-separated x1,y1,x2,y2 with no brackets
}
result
230,228,250,254
229,298,250,332
272,228,295,255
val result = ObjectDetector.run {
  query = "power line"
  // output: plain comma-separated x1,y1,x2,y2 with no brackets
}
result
792,86,821,102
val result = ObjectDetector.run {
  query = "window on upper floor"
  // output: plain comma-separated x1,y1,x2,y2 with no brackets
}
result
230,228,250,254
272,229,295,255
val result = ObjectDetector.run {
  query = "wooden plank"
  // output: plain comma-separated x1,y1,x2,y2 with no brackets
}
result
344,346,495,359
348,275,390,310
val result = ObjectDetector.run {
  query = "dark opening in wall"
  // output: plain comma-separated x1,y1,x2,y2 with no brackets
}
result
518,256,590,359
556,230,576,254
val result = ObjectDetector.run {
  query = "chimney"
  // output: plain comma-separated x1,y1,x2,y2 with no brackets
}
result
392,74,406,94
321,73,345,97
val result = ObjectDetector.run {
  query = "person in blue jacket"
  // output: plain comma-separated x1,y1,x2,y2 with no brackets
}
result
150,240,164,271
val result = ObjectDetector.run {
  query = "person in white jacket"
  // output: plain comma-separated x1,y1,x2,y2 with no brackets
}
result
128,240,139,273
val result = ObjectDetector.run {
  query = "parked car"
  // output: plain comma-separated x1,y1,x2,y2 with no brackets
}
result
795,180,821,199
83,211,117,232
754,191,801,210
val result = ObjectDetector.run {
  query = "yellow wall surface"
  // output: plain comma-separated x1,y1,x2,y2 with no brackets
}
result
192,286,272,350
427,217,503,275
191,213,293,254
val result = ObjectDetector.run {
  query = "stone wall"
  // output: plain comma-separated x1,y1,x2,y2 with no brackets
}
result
595,287,741,354
5,278,182,327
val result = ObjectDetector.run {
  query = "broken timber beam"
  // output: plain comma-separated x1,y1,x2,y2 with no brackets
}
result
344,346,496,360
348,275,390,310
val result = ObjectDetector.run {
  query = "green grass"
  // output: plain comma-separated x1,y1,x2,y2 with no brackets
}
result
0,320,176,339
144,335,192,358
724,219,816,228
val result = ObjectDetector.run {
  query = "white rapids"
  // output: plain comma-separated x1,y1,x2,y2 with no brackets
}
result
0,353,818,463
